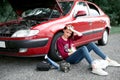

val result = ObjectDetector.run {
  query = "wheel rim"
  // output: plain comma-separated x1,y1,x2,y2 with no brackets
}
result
103,30,108,44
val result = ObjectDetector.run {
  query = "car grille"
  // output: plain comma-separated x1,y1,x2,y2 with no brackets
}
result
0,48,19,52
0,33,13,37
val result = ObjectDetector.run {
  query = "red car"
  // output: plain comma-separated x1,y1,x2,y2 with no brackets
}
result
0,0,111,61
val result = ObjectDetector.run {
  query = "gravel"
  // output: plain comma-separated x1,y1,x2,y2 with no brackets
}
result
0,34,120,80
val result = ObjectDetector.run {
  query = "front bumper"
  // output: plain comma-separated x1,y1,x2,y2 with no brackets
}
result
0,38,48,52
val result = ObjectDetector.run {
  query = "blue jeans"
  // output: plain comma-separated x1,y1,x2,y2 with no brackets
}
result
66,42,107,64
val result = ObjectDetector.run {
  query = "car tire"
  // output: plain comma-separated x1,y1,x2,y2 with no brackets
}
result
98,30,108,45
48,32,63,61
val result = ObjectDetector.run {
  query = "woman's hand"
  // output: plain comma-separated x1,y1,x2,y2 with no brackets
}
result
68,26,83,36
68,52,74,56
68,47,76,56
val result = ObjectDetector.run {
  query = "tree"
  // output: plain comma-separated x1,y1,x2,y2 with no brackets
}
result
0,0,17,22
0,0,120,26
89,0,120,26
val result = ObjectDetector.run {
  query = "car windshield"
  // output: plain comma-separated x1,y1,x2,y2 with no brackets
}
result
22,7,61,20
59,1,74,15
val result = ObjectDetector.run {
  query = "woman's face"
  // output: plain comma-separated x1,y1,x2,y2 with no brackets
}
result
63,28,73,39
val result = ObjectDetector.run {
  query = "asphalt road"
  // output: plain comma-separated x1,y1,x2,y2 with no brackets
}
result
0,34,120,80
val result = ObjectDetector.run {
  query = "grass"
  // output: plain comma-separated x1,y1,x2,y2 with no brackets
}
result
110,26,120,34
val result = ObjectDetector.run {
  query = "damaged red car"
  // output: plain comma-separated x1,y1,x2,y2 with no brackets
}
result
0,0,111,61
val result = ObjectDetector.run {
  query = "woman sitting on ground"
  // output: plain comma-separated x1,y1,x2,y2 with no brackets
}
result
56,24,120,76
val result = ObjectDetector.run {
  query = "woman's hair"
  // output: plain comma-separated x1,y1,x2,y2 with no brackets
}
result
63,26,67,30
64,25,74,39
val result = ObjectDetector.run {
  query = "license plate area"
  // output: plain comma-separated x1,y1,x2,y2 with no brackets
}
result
0,41,6,48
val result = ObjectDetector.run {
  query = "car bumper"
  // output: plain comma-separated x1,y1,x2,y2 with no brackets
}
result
0,38,48,52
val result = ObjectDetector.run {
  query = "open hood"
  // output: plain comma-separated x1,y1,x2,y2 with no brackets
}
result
8,0,59,15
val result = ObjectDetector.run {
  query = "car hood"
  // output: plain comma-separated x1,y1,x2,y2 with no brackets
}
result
8,0,59,16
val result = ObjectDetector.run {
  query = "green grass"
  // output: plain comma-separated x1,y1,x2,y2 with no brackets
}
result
110,26,120,34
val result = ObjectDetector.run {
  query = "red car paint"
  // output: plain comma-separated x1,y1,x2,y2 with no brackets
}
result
0,0,111,60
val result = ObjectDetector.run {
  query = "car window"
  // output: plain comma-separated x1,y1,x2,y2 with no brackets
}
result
87,3,100,16
59,1,74,15
73,2,89,17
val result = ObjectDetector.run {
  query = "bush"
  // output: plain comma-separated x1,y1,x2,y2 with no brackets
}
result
0,0,120,26
89,0,120,26
0,0,17,23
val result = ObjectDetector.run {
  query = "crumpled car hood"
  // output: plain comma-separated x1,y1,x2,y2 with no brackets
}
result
8,0,58,15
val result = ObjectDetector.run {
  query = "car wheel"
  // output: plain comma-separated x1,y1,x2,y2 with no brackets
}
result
98,30,108,45
48,32,63,61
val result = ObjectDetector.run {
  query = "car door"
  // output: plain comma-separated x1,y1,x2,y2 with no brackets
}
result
86,2,106,40
70,2,93,46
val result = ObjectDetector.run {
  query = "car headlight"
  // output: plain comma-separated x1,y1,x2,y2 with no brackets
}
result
11,30,39,37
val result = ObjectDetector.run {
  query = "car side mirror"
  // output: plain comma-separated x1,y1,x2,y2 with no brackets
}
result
75,11,86,18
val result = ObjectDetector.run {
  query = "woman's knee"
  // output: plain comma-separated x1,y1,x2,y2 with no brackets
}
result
88,42,94,46
79,46,88,52
77,46,86,51
80,46,89,53
87,42,96,49
83,45,87,48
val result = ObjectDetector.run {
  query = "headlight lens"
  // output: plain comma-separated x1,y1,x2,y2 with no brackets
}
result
11,30,39,37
